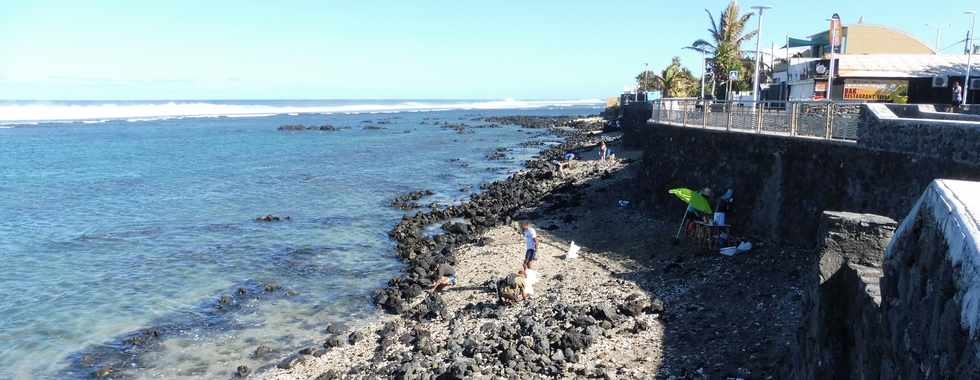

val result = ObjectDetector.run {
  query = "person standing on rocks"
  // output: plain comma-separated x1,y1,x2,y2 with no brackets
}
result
521,221,538,270
599,141,608,160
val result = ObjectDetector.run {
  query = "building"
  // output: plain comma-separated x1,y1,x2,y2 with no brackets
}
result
771,22,978,104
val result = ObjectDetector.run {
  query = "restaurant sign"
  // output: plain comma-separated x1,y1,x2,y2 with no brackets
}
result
843,79,907,101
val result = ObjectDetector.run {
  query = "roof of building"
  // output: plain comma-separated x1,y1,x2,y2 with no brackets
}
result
806,23,935,55
838,54,975,78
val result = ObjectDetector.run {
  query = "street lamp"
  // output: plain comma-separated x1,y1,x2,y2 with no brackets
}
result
964,11,976,107
700,51,707,100
751,5,773,105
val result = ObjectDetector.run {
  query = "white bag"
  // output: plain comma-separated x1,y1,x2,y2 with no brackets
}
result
565,241,580,259
737,241,752,253
524,269,540,295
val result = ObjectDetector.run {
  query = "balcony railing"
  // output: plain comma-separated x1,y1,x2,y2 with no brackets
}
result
649,99,863,142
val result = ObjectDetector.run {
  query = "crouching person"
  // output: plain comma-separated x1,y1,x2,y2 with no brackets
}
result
431,263,457,292
496,269,539,304
496,272,527,305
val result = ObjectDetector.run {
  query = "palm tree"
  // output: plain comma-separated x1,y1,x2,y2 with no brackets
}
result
685,0,757,96
637,57,698,98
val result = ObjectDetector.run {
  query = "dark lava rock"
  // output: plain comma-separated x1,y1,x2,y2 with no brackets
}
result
560,331,593,351
323,334,345,349
631,320,650,333
348,331,365,345
235,365,250,378
255,214,290,222
277,124,346,132
277,124,306,131
252,345,275,360
443,222,471,235
572,314,597,327
618,293,649,317
486,147,509,160
591,302,620,321
277,354,307,369
390,190,433,210
409,293,448,321
324,323,346,335
378,322,399,340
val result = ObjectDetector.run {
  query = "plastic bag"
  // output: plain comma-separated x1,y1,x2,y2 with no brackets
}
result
737,241,752,253
565,241,580,259
524,269,540,295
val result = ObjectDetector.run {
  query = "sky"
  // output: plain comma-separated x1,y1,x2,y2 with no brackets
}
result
1,0,977,100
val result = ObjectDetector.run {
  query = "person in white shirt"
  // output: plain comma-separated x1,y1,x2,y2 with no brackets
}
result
520,221,538,270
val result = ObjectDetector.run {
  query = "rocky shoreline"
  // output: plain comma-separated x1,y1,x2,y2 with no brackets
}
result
375,116,608,317
254,116,655,379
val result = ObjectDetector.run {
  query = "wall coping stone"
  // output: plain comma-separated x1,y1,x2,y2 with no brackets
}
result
887,179,980,337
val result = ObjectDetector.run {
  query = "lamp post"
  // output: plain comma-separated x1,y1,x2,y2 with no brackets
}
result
964,11,976,106
700,51,707,100
751,5,772,105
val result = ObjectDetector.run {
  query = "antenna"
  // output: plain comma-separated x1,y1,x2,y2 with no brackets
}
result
926,23,951,52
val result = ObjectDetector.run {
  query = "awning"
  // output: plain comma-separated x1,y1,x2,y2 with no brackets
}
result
785,37,817,48
836,54,976,78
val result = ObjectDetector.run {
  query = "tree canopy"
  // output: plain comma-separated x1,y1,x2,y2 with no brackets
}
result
686,0,757,96
636,57,699,98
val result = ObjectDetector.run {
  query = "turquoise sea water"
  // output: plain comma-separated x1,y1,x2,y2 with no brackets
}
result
0,101,600,379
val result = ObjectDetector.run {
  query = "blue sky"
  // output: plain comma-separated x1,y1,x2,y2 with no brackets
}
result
1,0,977,100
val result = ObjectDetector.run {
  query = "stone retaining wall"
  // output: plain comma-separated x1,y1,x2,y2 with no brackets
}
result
782,212,895,379
785,180,980,379
880,180,980,379
860,103,980,166
624,124,980,244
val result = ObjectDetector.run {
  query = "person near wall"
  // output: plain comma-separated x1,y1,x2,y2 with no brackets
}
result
952,81,963,108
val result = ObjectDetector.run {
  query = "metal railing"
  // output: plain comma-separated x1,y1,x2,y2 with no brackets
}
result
649,99,863,141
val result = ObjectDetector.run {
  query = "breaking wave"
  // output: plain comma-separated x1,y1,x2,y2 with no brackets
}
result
0,99,603,125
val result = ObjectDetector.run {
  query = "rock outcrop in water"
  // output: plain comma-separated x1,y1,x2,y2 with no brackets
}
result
255,214,290,222
61,280,300,379
390,190,434,211
277,124,347,132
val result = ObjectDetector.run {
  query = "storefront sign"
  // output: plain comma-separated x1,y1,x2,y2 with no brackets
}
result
843,79,907,101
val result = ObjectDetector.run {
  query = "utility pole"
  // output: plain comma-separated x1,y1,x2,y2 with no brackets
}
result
826,14,842,101
964,11,976,106
700,51,706,100
751,5,773,104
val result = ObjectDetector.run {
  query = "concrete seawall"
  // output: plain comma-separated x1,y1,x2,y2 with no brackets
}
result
624,125,980,244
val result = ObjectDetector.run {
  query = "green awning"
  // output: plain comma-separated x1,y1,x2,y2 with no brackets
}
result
786,37,817,48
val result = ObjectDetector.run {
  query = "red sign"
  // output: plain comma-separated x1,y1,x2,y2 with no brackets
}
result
829,14,842,53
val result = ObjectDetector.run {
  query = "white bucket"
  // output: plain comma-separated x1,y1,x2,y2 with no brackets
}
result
566,241,580,259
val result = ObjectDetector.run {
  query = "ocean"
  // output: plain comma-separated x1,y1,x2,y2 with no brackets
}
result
0,99,602,379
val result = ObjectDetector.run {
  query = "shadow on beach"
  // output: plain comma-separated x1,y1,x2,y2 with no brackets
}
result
525,141,810,379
